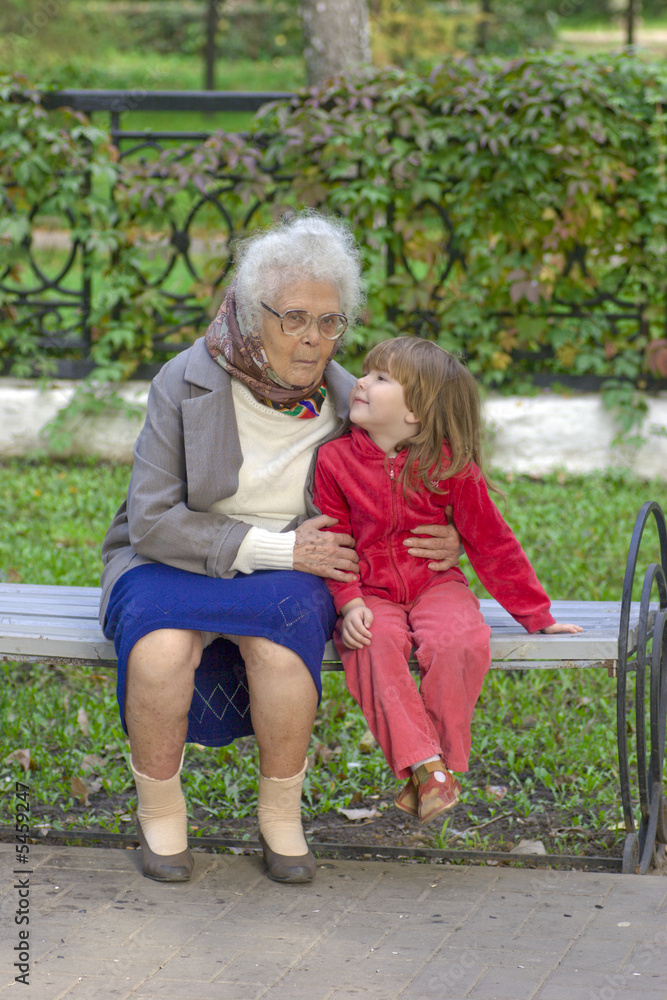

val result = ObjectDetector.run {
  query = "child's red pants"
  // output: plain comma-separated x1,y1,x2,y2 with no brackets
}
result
335,578,491,778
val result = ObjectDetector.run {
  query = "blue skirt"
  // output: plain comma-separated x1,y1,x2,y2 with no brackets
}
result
104,563,337,747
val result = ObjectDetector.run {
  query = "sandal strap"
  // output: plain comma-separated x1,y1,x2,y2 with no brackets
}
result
412,760,447,785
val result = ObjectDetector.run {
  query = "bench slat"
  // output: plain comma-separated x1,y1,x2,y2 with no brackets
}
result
0,583,647,668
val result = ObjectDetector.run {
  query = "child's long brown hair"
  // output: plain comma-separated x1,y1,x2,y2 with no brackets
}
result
363,337,501,496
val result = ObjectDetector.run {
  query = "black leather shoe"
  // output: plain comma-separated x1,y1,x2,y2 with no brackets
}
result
259,832,316,884
137,820,194,882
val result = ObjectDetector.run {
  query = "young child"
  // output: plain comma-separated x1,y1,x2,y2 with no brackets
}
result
313,337,583,824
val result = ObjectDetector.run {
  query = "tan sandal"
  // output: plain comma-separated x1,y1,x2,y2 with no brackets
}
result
412,761,461,824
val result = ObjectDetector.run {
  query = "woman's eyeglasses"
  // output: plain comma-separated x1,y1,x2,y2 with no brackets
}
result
261,302,348,341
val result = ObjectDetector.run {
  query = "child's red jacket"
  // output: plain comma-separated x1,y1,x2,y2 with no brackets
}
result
313,426,556,633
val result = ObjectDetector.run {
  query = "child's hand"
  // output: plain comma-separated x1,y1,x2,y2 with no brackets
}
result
541,623,584,634
341,605,374,649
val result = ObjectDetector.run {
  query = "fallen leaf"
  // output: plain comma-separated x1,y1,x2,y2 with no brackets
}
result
7,567,22,583
77,707,90,736
485,784,508,801
312,742,339,764
70,775,90,805
338,807,380,821
357,729,377,753
4,749,35,772
81,753,104,773
70,775,102,806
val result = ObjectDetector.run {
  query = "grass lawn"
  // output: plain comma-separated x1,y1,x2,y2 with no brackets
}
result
1,457,665,858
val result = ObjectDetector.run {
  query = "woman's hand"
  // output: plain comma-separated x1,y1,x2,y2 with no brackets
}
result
403,505,462,571
293,515,359,581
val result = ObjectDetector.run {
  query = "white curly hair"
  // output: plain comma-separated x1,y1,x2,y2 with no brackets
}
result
232,211,364,334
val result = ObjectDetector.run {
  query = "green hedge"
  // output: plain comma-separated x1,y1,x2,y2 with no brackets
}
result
2,53,667,432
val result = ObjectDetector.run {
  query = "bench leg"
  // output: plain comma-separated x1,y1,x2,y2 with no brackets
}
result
617,501,667,875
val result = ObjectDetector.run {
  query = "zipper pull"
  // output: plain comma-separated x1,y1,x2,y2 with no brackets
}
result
389,457,395,479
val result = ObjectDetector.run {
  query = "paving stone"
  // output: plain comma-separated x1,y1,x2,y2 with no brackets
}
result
534,966,667,997
558,937,636,972
0,973,81,998
316,924,387,957
467,963,548,999
33,952,165,982
57,978,141,1000
538,987,667,1000
126,915,215,947
401,960,483,998
429,943,560,971
234,985,331,1000
624,941,667,975
129,983,265,1000
507,906,593,937
144,952,233,986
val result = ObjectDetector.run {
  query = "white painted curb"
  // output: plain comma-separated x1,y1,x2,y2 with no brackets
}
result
484,394,667,481
0,378,666,480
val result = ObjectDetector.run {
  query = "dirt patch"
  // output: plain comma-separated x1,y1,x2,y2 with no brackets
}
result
17,761,667,873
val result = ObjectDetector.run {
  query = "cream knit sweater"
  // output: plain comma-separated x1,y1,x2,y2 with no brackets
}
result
209,379,338,574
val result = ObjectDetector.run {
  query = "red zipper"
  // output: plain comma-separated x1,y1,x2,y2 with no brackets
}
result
387,457,408,603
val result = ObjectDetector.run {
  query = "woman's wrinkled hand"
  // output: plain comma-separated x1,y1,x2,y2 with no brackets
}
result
403,505,462,571
293,515,359,581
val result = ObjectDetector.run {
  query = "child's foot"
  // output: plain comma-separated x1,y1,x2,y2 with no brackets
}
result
394,761,461,822
394,777,419,817
411,761,461,824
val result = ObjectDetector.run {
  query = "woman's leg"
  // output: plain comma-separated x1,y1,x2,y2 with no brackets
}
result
124,629,202,871
237,636,318,778
237,636,317,880
338,597,443,780
409,580,491,773
125,628,203,778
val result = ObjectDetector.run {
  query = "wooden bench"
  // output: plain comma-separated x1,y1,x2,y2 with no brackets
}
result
1,502,666,874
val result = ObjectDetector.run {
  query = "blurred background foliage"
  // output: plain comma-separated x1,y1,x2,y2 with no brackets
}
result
2,51,667,436
3,1,667,90
3,3,667,434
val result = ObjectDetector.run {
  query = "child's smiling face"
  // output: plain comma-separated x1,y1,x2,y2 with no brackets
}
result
349,367,420,453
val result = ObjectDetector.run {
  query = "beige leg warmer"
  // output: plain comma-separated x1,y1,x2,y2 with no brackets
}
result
257,759,308,857
131,756,188,856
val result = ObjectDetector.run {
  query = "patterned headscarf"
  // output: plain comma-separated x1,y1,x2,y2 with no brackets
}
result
204,286,336,417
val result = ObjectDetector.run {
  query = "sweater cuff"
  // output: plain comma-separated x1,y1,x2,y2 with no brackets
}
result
229,527,296,574
519,608,557,634
328,583,364,614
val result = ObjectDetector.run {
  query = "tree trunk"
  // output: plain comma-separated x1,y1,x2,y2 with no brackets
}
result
476,0,492,52
626,0,641,46
204,0,218,90
301,0,371,86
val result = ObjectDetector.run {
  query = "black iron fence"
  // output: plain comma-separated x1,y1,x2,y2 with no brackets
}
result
2,88,665,396
3,89,292,379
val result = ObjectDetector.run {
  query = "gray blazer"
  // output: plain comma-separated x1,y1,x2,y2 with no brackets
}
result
99,336,356,625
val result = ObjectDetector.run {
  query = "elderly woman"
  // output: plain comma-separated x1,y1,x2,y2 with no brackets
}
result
100,213,458,885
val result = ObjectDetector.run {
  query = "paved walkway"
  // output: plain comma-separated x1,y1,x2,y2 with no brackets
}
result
1,844,666,999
